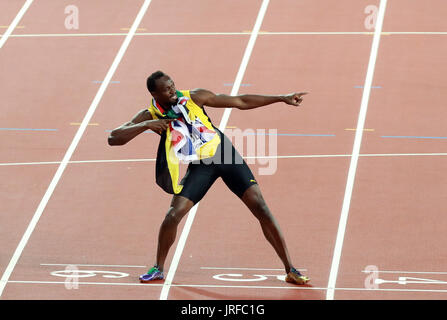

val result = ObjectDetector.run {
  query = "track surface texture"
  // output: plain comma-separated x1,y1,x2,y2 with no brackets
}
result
1,0,446,300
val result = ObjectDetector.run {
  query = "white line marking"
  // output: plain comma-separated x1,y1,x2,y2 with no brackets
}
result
362,270,447,275
0,158,158,166
218,0,270,132
377,31,447,35
40,263,147,268
359,152,447,157
326,0,388,301
158,0,270,301
158,202,200,300
7,31,447,38
246,152,447,159
10,32,244,37
2,152,447,167
201,267,284,271
200,267,308,272
0,161,62,166
0,0,34,49
0,0,153,298
377,279,447,285
6,281,447,294
264,31,447,35
8,280,164,287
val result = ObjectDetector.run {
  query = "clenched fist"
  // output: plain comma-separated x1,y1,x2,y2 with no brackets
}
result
282,92,308,106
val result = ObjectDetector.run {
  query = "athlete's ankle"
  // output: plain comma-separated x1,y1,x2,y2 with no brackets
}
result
155,264,163,272
285,265,297,274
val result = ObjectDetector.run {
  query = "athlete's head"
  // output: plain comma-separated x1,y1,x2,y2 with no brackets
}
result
147,71,178,106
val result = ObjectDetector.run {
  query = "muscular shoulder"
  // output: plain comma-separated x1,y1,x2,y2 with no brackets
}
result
189,88,215,107
131,108,152,123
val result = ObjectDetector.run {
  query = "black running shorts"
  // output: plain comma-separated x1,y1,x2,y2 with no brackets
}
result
177,127,257,204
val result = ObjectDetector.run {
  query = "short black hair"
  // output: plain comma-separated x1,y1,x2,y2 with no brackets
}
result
147,70,166,92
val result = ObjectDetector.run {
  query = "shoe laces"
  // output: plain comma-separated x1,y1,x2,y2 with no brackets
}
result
290,267,303,276
147,265,160,274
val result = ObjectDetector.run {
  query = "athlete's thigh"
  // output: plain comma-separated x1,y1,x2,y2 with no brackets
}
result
177,162,219,205
220,159,258,199
169,194,195,214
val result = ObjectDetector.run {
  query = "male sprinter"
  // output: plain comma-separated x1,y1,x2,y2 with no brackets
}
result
108,71,309,285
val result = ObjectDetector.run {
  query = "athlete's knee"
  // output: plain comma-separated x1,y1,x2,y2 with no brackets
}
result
244,188,271,220
257,205,274,225
254,198,269,216
164,208,182,225
245,186,265,206
164,198,192,225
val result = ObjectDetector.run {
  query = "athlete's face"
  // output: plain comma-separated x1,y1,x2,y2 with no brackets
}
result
152,75,178,106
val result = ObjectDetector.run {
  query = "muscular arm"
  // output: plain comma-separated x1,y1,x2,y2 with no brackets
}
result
189,88,308,110
107,109,173,146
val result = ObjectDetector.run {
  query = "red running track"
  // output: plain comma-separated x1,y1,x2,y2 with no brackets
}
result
1,0,447,300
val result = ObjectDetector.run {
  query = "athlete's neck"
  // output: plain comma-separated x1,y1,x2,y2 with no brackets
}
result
156,98,178,111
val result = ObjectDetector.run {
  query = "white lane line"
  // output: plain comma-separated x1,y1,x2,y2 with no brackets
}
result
40,263,147,268
0,0,34,49
8,280,164,287
6,281,447,294
247,152,447,159
158,0,270,301
2,152,447,167
158,200,200,300
0,0,154,298
217,0,270,132
376,279,447,285
0,161,63,166
200,267,308,272
326,0,388,301
0,158,158,166
8,31,447,38
201,267,284,271
10,32,244,37
362,270,447,275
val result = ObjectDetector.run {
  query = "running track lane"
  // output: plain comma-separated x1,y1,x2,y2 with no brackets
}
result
2,0,446,300
333,0,447,299
161,0,381,300
0,0,265,299
0,0,153,298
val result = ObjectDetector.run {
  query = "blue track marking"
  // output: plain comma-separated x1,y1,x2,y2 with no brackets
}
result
0,128,57,131
243,132,336,137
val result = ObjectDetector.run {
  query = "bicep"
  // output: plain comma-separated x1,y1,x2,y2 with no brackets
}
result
114,109,152,130
191,88,244,109
130,108,153,124
209,94,244,108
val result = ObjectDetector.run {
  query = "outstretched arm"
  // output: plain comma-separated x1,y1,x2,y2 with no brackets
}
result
190,88,308,110
107,109,173,146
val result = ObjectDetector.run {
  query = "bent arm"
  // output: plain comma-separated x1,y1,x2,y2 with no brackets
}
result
108,109,153,146
108,109,175,145
190,88,308,110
